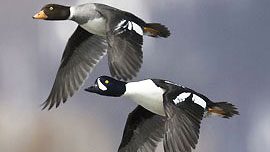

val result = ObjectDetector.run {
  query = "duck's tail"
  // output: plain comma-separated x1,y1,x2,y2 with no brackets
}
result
143,23,170,38
207,102,239,118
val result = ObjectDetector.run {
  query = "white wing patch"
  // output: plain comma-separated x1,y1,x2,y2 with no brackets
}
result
128,21,132,30
115,20,143,35
115,20,126,31
173,92,191,104
192,94,207,108
173,92,207,108
131,22,143,35
97,78,107,91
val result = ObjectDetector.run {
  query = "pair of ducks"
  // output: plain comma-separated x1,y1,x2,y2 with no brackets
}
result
33,3,239,152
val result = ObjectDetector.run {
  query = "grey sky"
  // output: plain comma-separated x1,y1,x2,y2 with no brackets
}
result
0,0,269,152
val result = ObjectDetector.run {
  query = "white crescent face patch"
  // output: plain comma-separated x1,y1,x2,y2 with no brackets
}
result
97,78,107,91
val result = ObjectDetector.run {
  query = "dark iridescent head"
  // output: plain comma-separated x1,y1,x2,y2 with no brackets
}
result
85,76,127,97
33,4,70,20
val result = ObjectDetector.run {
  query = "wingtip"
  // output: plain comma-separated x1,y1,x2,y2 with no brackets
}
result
55,102,60,109
40,100,49,111
40,99,55,111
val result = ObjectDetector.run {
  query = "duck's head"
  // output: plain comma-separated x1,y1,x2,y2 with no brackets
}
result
33,4,70,20
85,76,127,97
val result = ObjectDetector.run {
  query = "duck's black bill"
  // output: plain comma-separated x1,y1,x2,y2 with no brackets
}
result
84,85,99,93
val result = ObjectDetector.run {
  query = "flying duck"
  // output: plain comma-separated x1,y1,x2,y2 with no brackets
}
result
85,76,239,152
33,3,170,110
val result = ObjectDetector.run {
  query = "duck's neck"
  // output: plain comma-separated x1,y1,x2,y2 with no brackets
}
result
68,4,98,23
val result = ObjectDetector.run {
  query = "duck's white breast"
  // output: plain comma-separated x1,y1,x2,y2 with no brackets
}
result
124,80,165,116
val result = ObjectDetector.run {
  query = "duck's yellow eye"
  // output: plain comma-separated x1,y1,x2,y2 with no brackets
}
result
105,80,109,84
49,7,54,11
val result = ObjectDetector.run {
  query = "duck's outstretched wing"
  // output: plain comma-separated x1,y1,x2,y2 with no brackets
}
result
163,90,204,152
106,17,144,80
42,26,108,110
118,106,165,152
95,3,170,80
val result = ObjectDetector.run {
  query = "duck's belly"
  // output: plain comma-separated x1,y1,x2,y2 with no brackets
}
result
80,17,106,36
129,93,165,116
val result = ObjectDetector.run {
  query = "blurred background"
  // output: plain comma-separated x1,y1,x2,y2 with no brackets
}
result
0,0,269,151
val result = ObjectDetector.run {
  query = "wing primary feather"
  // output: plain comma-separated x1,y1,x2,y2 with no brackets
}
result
42,26,108,110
